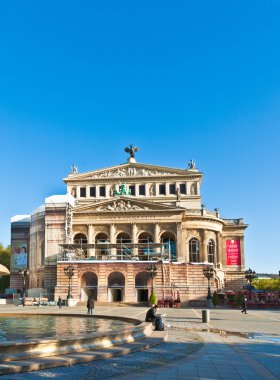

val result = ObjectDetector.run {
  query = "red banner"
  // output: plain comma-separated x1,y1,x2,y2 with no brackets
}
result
226,240,241,265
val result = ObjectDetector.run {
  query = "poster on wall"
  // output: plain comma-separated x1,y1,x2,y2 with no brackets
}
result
11,243,28,271
226,240,241,265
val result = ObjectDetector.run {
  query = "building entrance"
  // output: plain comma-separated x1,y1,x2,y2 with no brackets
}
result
81,272,98,301
107,271,125,302
135,271,149,303
136,288,148,302
108,287,123,302
81,287,98,302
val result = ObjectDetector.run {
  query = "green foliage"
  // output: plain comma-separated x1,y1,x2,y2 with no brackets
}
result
227,293,235,301
235,291,244,307
253,278,280,292
149,291,157,306
212,291,219,306
0,244,11,292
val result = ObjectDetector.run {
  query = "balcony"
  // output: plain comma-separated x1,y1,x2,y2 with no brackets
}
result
57,242,176,263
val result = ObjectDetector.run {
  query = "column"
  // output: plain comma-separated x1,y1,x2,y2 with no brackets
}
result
154,223,160,255
131,224,137,256
87,225,95,258
110,224,116,259
176,222,182,261
155,183,159,197
76,186,81,199
216,232,222,268
201,229,207,263
166,182,170,196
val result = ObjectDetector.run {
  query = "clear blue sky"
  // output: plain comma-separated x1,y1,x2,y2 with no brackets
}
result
0,1,279,273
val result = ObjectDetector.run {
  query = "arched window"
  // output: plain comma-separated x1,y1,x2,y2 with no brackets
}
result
161,232,176,260
116,233,132,259
207,239,215,263
74,233,87,245
73,233,88,258
95,233,109,257
138,232,153,258
189,238,200,262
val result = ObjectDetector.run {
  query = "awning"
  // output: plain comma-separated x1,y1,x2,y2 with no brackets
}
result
0,264,10,276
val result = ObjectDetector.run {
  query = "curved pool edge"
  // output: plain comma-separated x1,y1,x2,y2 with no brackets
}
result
0,314,152,362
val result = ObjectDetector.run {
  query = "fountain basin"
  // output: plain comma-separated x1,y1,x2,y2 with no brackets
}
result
0,314,152,362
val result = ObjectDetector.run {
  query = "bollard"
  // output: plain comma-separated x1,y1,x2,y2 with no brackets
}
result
202,309,210,323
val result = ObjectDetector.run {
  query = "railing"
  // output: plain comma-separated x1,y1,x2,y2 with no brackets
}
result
223,218,243,225
57,242,176,262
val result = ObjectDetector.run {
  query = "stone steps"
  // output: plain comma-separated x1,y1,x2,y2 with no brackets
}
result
0,331,167,376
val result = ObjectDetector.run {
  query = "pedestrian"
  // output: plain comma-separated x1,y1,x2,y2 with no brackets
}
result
145,305,158,324
21,295,25,307
58,296,62,309
241,296,247,314
87,296,95,315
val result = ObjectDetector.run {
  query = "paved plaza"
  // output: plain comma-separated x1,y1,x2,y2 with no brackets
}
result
0,304,279,379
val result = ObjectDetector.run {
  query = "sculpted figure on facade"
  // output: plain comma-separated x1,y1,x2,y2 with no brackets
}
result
97,200,149,212
88,167,177,179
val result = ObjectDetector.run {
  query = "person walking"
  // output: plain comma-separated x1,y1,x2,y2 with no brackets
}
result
87,296,95,315
57,296,62,309
241,296,247,314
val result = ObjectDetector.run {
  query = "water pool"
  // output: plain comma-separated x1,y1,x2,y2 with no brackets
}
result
0,315,134,342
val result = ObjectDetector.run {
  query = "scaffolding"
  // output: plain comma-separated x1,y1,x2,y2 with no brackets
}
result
58,242,173,262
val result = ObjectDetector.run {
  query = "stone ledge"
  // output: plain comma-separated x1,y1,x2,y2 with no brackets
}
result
0,331,167,376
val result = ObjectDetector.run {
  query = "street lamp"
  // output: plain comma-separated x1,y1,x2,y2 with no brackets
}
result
64,265,75,299
146,264,157,293
203,266,215,300
18,268,29,297
245,268,256,298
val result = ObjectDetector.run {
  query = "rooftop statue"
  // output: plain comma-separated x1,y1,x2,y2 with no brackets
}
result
188,159,196,169
71,164,78,174
124,144,139,159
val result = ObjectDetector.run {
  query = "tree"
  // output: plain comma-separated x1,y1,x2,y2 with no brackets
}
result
212,291,219,306
0,244,11,292
253,278,280,292
235,291,244,307
149,291,157,306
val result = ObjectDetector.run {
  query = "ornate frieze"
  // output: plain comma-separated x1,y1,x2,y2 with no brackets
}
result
96,200,150,212
88,167,177,178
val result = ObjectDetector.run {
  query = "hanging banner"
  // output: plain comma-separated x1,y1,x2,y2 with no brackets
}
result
226,240,241,265
11,243,28,271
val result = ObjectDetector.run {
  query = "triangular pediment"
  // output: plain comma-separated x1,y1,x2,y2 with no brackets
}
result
64,162,201,183
73,197,184,214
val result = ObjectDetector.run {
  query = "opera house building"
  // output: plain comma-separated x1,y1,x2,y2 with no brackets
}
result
10,147,247,305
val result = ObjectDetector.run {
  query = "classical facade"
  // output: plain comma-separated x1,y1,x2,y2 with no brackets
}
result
10,147,248,305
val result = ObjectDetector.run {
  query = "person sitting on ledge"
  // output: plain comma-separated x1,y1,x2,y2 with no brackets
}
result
145,305,158,324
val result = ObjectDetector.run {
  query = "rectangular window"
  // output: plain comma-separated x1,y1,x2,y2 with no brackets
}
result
139,184,146,195
129,185,135,196
169,184,176,194
99,186,106,197
159,184,166,195
80,187,86,197
180,183,186,194
90,187,96,197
